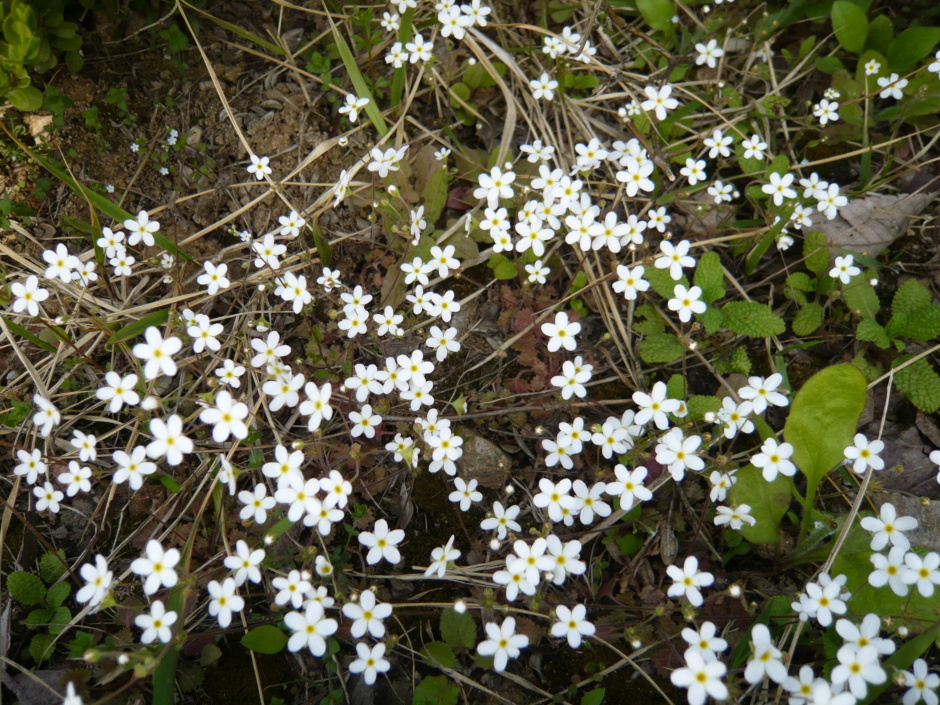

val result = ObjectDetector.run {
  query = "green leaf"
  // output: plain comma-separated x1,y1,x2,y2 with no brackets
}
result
730,465,792,543
693,251,725,304
48,605,71,635
325,14,386,136
803,231,829,277
67,631,96,659
7,85,43,111
745,215,787,276
440,607,476,650
856,319,891,348
581,688,606,705
29,633,55,662
7,571,46,605
106,309,170,346
816,56,846,74
720,302,785,338
865,14,894,54
644,265,686,299
766,154,791,177
843,282,880,319
2,316,57,353
784,364,867,495
636,0,675,32
892,279,933,316
792,303,824,336
862,623,940,700
421,641,458,669
487,253,518,280
45,581,71,608
39,549,68,584
698,306,723,335
240,625,288,654
25,608,51,628
639,333,684,363
894,358,940,413
666,373,686,400
423,169,449,227
413,675,459,705
688,395,721,420
831,1,869,53
887,26,940,74
890,307,940,342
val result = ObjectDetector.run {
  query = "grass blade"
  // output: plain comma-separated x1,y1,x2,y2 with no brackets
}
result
326,12,387,136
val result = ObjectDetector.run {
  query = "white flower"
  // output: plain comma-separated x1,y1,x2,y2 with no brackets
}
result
606,465,652,511
197,261,230,295
493,559,537,601
58,462,91,496
42,243,77,283
278,210,306,238
246,154,272,180
215,359,246,388
640,84,679,121
869,545,909,596
96,227,125,257
130,539,180,595
223,539,265,587
681,621,728,660
109,448,152,493
679,158,707,186
742,134,768,160
110,252,135,277
449,477,482,511
703,129,733,158
545,535,585,584
425,534,461,578
338,93,370,123
865,59,881,75
901,658,940,705
861,502,917,551
207,577,244,629
830,254,861,285
751,438,797,481
877,72,907,100
529,71,558,100
34,482,64,513
342,589,393,638
274,272,312,314
633,381,681,430
239,483,275,524
525,259,550,284
737,373,788,415
707,180,733,204
135,600,177,644
476,617,528,672
300,382,333,432
542,311,581,352
124,210,160,247
903,552,940,597
250,331,291,368
551,356,593,400
76,555,113,610
813,99,840,126
668,284,707,323
670,650,728,705
655,239,696,280
284,600,337,656
572,480,611,525
480,502,521,540
929,51,940,76
803,576,848,627
533,478,576,524
32,394,61,437
349,642,391,686
695,38,724,68
146,414,193,466
10,276,49,317
70,430,97,462
132,327,182,380
714,504,757,530
359,518,405,565
405,33,433,62
745,623,788,684
188,314,223,353
762,172,797,206
836,613,895,657
551,604,594,648
473,166,516,208
252,234,287,269
14,448,47,485
844,433,885,474
666,555,714,607
817,183,848,220
831,644,886,699
426,325,460,361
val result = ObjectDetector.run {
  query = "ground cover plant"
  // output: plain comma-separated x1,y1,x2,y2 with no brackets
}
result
2,0,940,703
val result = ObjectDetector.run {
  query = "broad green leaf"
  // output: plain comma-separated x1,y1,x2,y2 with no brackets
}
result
7,571,46,605
413,675,459,705
240,625,287,654
581,688,606,705
40,550,67,584
45,581,70,608
864,14,894,54
856,319,890,348
7,85,43,111
639,333,683,363
693,251,725,304
687,395,721,420
792,303,824,336
894,358,940,413
29,633,55,662
440,607,476,650
803,231,829,277
831,1,869,53
843,282,880,319
487,253,517,280
2,316,57,353
892,279,932,316
421,641,458,669
644,265,686,299
697,306,723,335
720,302,785,338
887,26,940,74
889,307,940,341
636,0,675,32
106,309,170,346
784,364,867,493
730,465,792,544
48,606,70,635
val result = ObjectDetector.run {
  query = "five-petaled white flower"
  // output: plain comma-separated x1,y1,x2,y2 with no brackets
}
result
695,39,724,68
285,600,337,656
844,433,885,474
640,84,679,121
830,254,861,285
877,72,908,100
359,518,406,565
477,616,529,672
10,276,49,317
135,600,177,644
246,154,272,180
551,604,595,648
668,284,707,323
671,649,728,705
762,172,797,206
542,311,581,352
133,327,183,380
744,623,788,684
666,555,715,607
131,539,181,595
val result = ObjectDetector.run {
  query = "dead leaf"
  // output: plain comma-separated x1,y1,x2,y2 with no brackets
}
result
819,192,935,259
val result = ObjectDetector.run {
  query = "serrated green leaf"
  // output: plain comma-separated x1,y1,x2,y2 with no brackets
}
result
894,358,940,413
40,549,68,584
440,607,476,650
792,303,824,336
67,631,97,659
639,333,684,363
730,464,792,543
856,319,891,348
803,231,829,277
25,608,51,628
666,374,686,400
831,1,869,53
889,307,940,342
699,306,723,334
785,272,813,305
688,395,721,420
423,168,449,226
48,605,71,635
644,265,687,299
766,153,791,177
29,633,55,662
892,279,932,316
487,253,518,280
240,625,287,654
843,282,880,319
851,353,881,382
421,641,458,669
720,302,785,338
45,581,71,608
7,571,46,605
693,251,725,304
